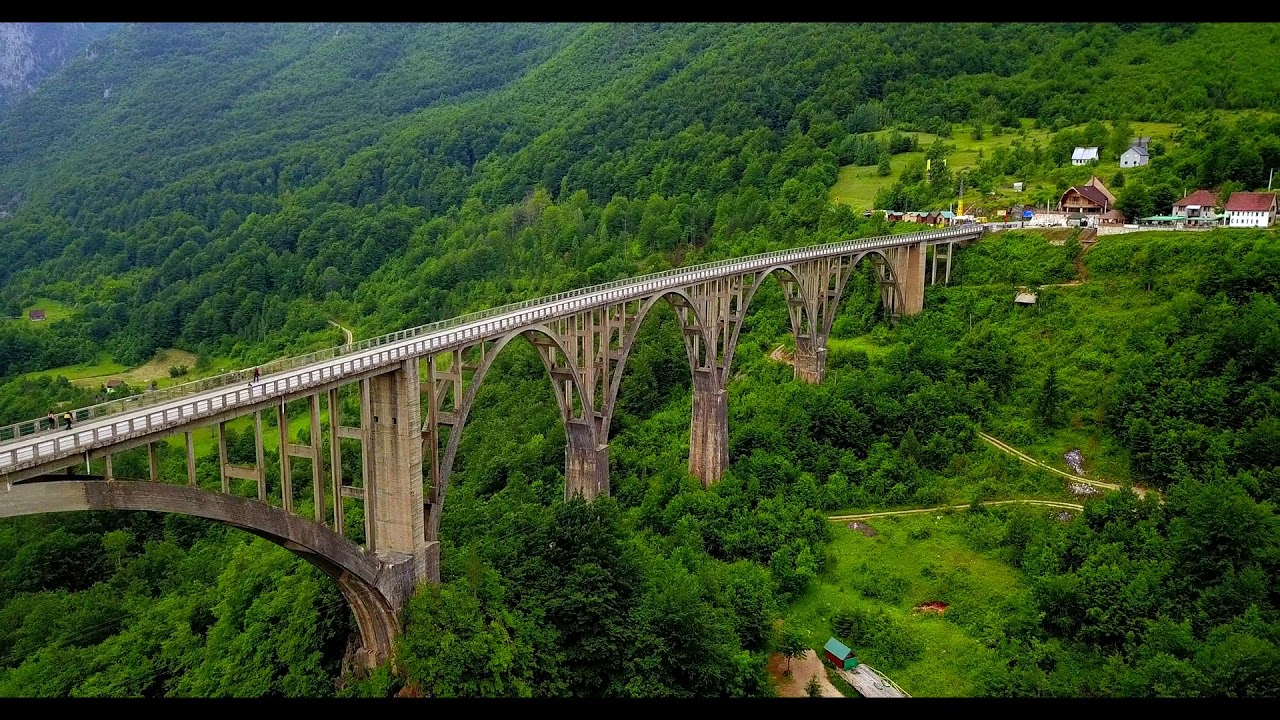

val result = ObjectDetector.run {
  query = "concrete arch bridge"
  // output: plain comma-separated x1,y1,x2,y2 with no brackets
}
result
0,226,980,665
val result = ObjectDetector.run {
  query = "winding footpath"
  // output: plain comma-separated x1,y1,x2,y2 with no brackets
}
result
827,498,1084,523
328,320,354,345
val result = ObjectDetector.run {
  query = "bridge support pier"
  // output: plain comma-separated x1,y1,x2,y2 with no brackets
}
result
367,362,432,588
689,369,728,487
891,241,927,317
565,437,609,500
794,336,826,385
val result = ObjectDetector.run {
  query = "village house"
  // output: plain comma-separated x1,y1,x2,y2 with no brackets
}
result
1071,147,1099,166
1225,192,1278,228
28,309,45,322
1173,189,1219,218
1059,176,1114,220
1119,144,1149,168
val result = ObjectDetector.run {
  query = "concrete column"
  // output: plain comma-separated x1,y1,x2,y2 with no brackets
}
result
309,394,323,523
689,368,728,487
217,421,230,494
278,403,292,513
185,431,196,486
327,388,344,537
793,335,826,385
564,419,608,500
368,362,427,580
897,241,928,316
254,411,267,501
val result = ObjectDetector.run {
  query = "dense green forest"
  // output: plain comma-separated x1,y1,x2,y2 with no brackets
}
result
0,23,1278,697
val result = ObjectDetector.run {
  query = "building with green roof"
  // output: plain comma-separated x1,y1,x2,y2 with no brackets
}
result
823,637,858,670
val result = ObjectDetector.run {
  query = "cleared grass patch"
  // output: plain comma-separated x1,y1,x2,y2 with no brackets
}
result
8,297,76,325
785,511,1033,697
827,334,897,361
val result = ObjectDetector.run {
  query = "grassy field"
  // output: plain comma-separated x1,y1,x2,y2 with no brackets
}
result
25,349,198,390
829,120,1181,213
6,297,77,325
784,511,1037,697
827,334,898,361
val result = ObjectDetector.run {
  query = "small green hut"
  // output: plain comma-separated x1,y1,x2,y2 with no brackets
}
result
823,637,858,670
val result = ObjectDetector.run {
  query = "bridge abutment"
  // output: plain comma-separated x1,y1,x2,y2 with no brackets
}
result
689,369,728,487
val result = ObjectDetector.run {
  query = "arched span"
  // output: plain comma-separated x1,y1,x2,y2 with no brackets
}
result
600,288,710,440
428,324,596,533
850,248,906,324
730,263,811,375
0,478,410,667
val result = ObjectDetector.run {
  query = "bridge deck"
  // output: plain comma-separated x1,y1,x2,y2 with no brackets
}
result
838,664,908,698
0,227,979,478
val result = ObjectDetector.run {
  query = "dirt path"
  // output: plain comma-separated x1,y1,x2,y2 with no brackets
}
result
1039,229,1098,289
975,431,1154,499
767,649,844,698
769,344,795,367
828,498,1084,522
329,320,354,345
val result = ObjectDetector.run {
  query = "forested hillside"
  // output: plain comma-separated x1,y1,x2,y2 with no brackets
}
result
0,23,1277,697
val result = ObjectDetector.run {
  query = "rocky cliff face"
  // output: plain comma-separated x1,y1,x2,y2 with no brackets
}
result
0,22,120,106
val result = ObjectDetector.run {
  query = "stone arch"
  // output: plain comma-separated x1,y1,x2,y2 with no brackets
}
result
426,324,597,538
0,479,410,668
599,288,711,440
851,248,906,323
731,263,814,374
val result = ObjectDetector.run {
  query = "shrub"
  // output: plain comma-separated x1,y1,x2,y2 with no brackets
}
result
851,562,909,603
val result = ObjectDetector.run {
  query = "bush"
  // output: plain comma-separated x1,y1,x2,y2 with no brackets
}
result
851,562,909,603
828,346,870,371
831,606,886,646
874,618,924,668
168,365,189,378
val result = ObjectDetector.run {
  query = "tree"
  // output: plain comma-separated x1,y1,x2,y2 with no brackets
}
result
1035,365,1062,428
1219,180,1244,208
876,153,892,177
777,626,807,676
1117,184,1154,221
1111,170,1126,188
805,674,822,697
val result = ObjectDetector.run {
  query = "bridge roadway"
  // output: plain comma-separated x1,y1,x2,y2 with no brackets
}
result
0,226,977,482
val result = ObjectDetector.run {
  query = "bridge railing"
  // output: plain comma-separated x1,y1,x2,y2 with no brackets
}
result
0,226,975,456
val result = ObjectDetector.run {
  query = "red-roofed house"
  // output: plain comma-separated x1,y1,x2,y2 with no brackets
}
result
1173,190,1220,219
1059,177,1114,218
28,309,45,322
1225,192,1277,228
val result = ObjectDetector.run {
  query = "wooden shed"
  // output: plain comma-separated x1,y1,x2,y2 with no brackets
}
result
824,637,858,670
28,309,45,321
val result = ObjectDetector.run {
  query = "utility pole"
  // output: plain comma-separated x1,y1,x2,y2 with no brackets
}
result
1269,168,1274,191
